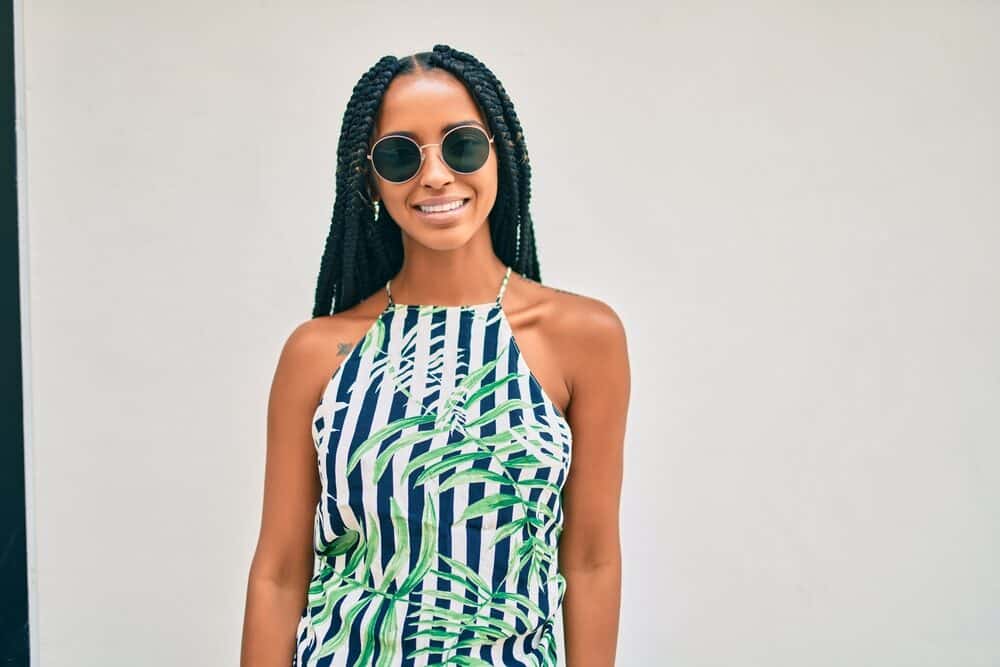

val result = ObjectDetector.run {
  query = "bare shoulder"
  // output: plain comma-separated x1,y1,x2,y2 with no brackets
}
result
514,271,627,347
511,271,629,402
284,306,373,357
275,295,387,403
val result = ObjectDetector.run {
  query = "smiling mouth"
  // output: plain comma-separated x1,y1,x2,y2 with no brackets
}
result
413,198,470,215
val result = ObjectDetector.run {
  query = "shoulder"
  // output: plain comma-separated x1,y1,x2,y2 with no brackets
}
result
279,311,357,366
513,271,627,348
273,296,386,401
286,292,386,354
510,271,629,391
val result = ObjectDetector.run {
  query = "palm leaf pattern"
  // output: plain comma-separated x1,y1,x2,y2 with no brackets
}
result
295,291,572,667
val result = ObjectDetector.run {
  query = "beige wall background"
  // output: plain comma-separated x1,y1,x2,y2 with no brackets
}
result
18,2,999,665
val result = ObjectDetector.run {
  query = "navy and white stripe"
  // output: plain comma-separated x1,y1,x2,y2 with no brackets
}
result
294,269,571,667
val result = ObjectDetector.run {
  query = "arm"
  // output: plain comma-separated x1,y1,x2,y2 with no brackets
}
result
559,301,630,667
240,322,325,666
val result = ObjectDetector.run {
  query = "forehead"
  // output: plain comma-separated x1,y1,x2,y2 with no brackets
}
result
374,71,486,141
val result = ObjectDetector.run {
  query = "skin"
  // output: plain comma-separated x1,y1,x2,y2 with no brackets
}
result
240,66,630,667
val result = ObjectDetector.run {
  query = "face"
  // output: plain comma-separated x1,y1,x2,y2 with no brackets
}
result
368,70,498,251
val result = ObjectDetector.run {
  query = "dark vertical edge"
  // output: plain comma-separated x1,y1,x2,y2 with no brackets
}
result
1,0,29,664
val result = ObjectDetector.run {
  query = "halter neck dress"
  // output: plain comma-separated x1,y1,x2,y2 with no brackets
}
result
293,265,573,667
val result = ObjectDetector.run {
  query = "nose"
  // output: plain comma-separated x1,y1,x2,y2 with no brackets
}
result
418,144,454,189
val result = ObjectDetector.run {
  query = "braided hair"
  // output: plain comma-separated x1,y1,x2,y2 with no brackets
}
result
311,44,542,317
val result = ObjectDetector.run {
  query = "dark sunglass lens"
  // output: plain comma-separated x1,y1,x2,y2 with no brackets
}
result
372,137,420,182
442,127,490,173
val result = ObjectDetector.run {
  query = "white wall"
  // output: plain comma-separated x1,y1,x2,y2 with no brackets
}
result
20,2,999,665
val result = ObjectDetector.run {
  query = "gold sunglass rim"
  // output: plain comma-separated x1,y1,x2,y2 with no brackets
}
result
366,124,495,184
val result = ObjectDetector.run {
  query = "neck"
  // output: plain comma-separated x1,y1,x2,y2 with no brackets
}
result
388,249,508,307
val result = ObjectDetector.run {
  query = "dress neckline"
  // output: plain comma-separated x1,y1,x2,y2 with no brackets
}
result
384,301,501,311
384,265,512,311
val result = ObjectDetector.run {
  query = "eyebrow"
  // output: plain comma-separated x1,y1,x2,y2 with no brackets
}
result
376,119,486,142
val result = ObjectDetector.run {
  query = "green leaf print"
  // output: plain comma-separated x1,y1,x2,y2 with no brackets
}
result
403,548,561,664
434,467,509,494
443,655,494,666
374,601,398,667
412,451,495,487
353,596,383,666
303,493,447,667
368,311,452,414
438,554,492,593
502,454,544,468
461,371,520,410
319,529,360,558
360,316,387,356
378,498,410,592
345,414,438,475
305,302,566,666
396,498,438,596
462,398,541,429
436,347,508,430
305,514,385,661
455,494,525,523
488,518,528,549
397,436,479,481
371,426,451,487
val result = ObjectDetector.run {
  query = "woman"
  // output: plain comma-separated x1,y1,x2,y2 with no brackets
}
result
241,44,630,667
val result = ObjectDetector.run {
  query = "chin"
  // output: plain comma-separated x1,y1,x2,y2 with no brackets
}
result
403,223,479,251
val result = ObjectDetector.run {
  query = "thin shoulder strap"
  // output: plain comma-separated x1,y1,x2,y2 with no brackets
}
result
495,265,512,306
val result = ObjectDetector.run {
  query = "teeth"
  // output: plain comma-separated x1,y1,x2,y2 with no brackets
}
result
418,199,466,213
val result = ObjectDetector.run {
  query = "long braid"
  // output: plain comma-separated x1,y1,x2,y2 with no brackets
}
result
427,45,540,278
312,56,402,317
311,45,542,317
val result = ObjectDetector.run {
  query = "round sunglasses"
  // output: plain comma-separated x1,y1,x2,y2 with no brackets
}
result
366,124,495,184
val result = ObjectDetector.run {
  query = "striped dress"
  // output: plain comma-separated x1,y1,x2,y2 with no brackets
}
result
293,265,573,667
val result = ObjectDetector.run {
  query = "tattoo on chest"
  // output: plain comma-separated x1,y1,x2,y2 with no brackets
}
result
337,342,353,356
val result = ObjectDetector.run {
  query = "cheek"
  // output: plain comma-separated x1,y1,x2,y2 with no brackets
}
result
475,161,499,203
383,188,409,210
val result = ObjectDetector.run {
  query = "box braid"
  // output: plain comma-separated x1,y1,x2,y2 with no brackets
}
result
311,44,543,317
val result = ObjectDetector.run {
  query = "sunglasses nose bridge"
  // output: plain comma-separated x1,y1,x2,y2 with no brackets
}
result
416,141,450,170
416,142,454,184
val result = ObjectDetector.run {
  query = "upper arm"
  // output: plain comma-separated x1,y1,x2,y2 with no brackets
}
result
248,320,328,587
558,299,631,571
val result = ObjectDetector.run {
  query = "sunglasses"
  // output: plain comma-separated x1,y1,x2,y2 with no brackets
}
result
366,124,495,184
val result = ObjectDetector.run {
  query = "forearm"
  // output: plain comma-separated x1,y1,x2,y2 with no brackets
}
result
240,574,309,666
561,559,622,666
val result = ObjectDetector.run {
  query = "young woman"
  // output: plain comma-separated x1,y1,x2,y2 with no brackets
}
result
241,44,630,667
